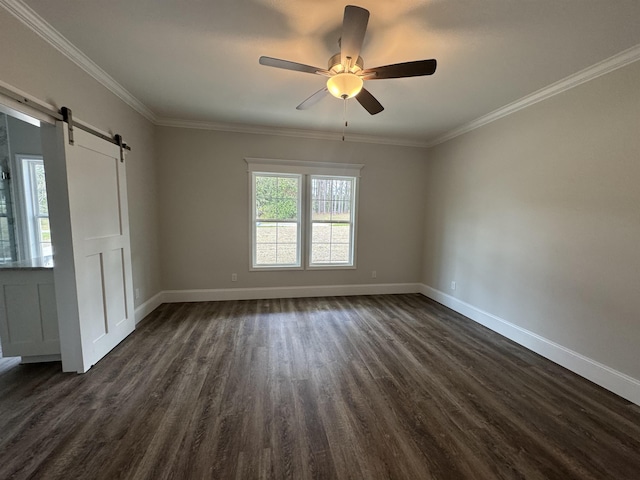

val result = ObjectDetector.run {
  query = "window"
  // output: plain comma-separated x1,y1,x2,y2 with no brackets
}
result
248,158,362,270
14,155,51,259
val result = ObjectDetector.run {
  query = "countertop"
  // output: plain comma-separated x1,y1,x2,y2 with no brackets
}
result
0,256,54,270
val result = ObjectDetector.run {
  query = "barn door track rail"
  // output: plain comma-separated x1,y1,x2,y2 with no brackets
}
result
0,83,131,162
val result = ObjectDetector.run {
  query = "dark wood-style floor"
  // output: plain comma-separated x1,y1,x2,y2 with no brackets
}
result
1,294,639,479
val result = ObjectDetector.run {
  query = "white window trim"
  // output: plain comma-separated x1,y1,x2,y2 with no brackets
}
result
246,158,363,271
246,157,364,178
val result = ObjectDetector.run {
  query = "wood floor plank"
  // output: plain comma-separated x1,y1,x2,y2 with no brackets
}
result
1,294,640,479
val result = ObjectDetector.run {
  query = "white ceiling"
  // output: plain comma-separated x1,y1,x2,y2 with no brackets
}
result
17,0,640,145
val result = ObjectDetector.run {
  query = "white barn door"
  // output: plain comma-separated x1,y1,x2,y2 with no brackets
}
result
43,122,135,373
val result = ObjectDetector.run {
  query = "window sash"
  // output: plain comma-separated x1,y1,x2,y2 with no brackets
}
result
308,175,356,267
251,173,302,269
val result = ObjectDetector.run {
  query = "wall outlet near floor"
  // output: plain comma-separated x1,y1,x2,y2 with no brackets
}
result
231,273,237,282
450,281,456,290
135,288,140,300
372,270,377,279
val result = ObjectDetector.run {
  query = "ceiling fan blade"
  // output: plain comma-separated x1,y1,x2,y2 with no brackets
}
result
362,59,437,80
340,6,369,68
356,88,384,115
296,88,329,110
259,56,329,76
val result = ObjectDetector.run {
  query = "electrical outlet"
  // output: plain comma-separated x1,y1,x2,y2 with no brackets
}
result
450,281,456,290
231,273,237,282
372,270,377,278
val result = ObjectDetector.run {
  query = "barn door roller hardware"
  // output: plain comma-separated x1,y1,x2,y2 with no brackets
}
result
115,134,125,163
60,107,130,161
60,106,75,145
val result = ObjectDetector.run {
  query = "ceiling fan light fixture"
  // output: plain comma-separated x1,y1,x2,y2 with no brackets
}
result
259,6,436,115
327,73,363,99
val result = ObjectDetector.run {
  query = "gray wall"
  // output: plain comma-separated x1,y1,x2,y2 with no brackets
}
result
156,127,428,290
422,60,640,380
0,8,161,307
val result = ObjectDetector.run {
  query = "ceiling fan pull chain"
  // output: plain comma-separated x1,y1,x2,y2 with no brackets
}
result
342,97,348,141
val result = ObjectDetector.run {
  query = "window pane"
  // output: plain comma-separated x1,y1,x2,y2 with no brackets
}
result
255,175,277,194
331,224,350,244
330,244,350,263
255,175,298,221
39,218,52,257
256,223,276,243
311,222,351,264
255,176,277,220
256,243,276,265
311,178,352,222
34,164,49,215
332,179,351,199
275,198,297,220
277,177,298,198
312,223,331,243
311,178,330,201
0,217,12,262
277,222,297,244
0,190,7,215
330,201,351,222
312,201,331,221
311,242,330,264
277,244,297,264
39,217,51,242
255,221,299,266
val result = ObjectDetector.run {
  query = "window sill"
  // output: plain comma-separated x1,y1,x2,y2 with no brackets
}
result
249,265,356,272
307,264,356,271
250,265,304,272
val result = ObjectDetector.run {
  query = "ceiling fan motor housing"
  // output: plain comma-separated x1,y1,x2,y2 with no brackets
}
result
328,53,364,74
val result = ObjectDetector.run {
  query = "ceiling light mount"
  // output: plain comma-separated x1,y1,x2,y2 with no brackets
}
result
328,53,363,74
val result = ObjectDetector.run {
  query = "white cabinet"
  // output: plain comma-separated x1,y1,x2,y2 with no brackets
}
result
0,266,60,362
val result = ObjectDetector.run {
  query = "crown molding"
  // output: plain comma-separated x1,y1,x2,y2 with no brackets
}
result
0,0,157,123
4,0,638,149
155,117,431,148
148,42,640,149
426,43,640,148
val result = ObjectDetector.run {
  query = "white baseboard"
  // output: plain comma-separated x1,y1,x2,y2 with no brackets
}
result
134,291,165,325
162,282,421,303
419,284,640,406
21,354,61,363
133,283,420,324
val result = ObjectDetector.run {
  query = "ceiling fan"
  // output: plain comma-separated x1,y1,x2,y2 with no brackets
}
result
259,5,437,115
